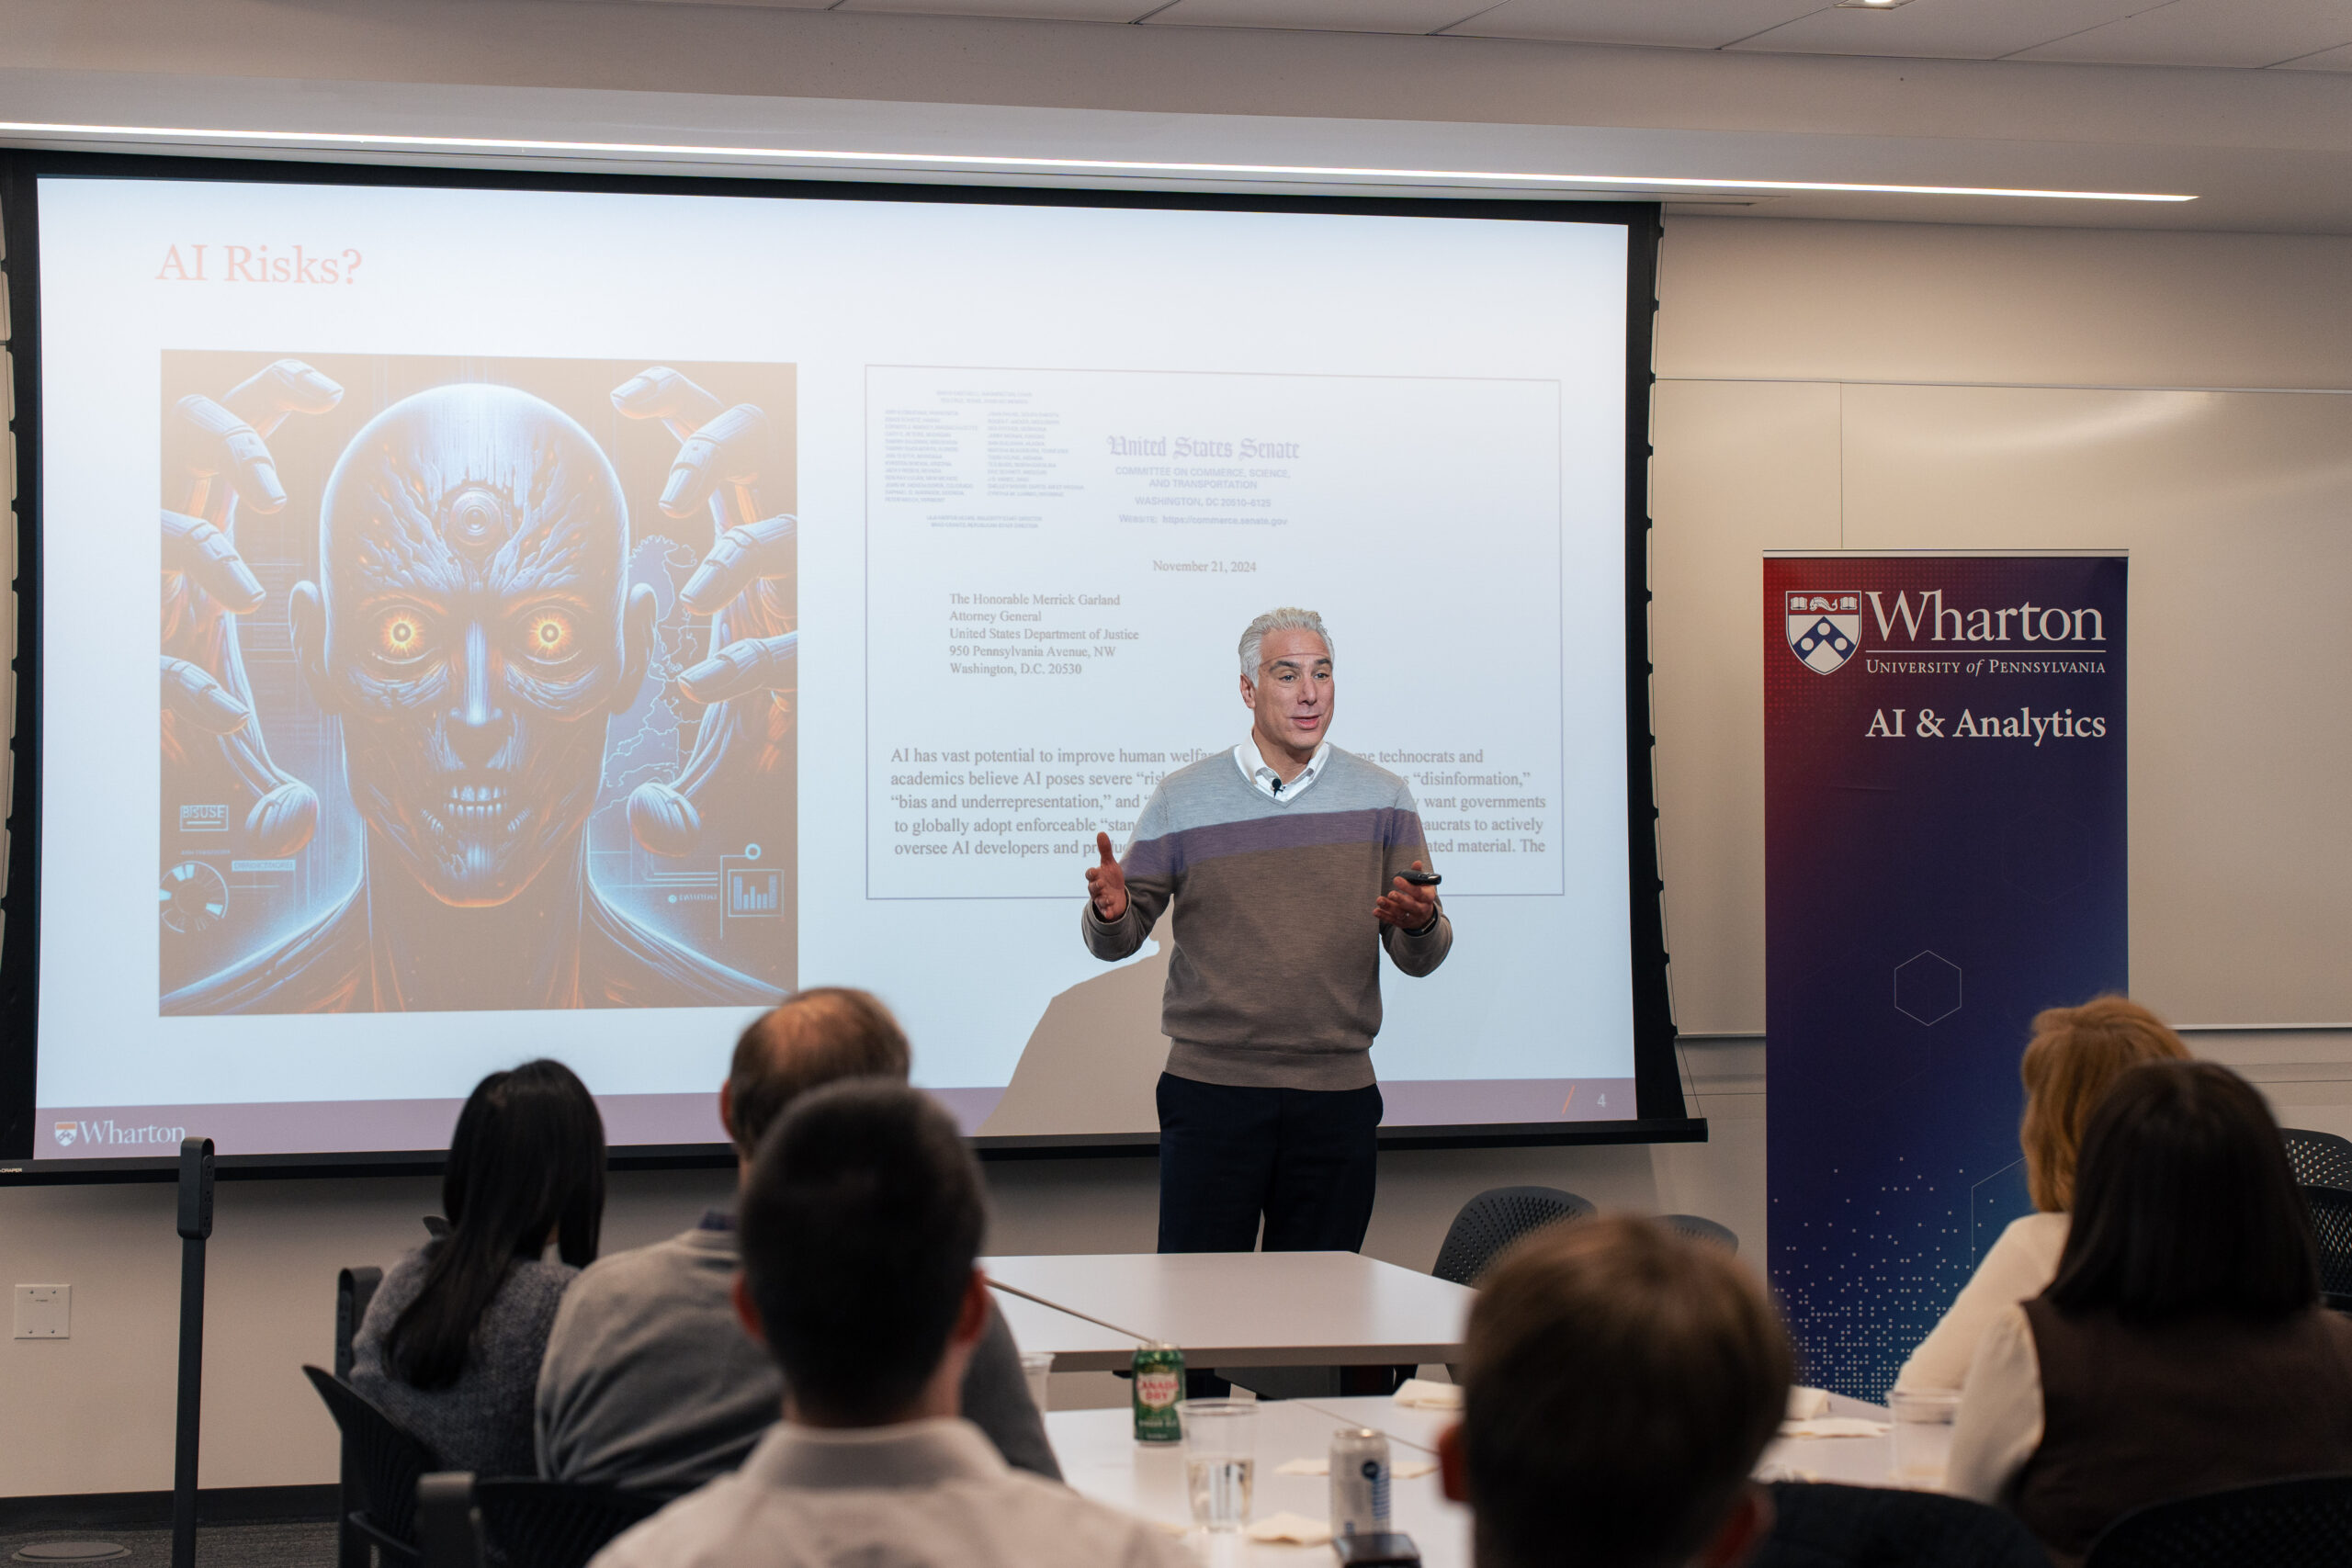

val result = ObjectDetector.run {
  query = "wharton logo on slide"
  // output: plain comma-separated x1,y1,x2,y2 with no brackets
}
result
1786,592,1861,673
51,1119,187,1150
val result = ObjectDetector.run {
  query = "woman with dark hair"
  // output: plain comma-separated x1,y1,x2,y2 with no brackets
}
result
350,1060,605,1475
1948,1059,2352,1564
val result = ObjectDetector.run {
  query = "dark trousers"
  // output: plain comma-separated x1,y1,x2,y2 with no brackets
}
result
1155,1073,1382,1254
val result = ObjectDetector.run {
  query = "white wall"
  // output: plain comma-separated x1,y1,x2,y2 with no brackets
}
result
11,209,2352,1499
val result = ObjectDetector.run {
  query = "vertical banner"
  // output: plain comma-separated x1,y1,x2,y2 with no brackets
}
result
1764,553,2127,1399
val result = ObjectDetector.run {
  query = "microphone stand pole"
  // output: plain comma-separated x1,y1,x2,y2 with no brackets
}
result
173,1136,215,1568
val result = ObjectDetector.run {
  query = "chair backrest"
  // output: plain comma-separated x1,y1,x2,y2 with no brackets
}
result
417,1473,486,1568
2285,1130,2352,1190
304,1363,441,1560
2085,1473,2352,1568
474,1479,667,1568
2299,1187,2352,1306
336,1267,383,1381
332,1270,387,1568
1659,1213,1739,1253
1431,1186,1595,1286
1752,1481,2048,1568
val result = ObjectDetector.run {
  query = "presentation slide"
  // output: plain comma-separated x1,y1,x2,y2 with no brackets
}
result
25,172,1637,1160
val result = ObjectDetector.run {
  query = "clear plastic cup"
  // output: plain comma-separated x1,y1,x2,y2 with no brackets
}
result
1019,1349,1054,1416
1888,1389,1962,1489
1177,1398,1258,1531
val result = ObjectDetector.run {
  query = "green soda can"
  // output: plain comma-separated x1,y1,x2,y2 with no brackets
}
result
1131,1341,1185,1444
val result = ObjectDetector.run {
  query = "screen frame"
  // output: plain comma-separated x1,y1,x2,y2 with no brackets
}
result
0,148,1694,1181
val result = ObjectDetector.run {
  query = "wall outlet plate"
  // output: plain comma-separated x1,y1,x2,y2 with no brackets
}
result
15,1283,71,1338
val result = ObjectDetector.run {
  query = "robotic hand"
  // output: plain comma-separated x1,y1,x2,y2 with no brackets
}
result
610,367,798,856
160,359,343,857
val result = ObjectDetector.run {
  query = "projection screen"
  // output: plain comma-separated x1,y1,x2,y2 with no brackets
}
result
0,155,1682,1174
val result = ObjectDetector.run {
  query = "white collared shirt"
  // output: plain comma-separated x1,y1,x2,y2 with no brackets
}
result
1235,735,1330,802
590,1416,1188,1568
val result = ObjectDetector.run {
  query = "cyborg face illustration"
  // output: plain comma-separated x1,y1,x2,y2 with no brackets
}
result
162,369,785,1015
304,386,643,907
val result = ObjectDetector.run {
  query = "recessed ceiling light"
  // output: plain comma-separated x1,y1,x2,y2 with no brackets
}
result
0,120,2195,204
1835,0,1916,7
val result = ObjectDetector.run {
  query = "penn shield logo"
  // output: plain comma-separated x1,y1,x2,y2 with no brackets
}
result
1787,592,1861,674
52,1122,77,1148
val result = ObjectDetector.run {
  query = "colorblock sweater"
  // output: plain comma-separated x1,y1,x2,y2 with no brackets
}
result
1081,744,1452,1090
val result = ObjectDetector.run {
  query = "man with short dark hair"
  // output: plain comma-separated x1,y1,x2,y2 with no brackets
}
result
1438,1216,1791,1568
536,988,1057,1495
592,1082,1187,1568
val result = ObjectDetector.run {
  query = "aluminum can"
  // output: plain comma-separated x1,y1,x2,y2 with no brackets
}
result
1131,1341,1186,1444
1329,1427,1393,1537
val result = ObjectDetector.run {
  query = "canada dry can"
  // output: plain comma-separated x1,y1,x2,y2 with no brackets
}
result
1330,1427,1393,1536
1131,1342,1185,1443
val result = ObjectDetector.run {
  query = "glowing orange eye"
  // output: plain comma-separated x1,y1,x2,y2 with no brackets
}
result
378,612,429,662
525,611,575,660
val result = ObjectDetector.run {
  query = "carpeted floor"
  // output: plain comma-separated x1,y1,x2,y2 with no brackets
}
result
0,1522,335,1568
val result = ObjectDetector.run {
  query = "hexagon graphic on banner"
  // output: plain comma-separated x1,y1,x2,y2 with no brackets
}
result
1894,951,1962,1026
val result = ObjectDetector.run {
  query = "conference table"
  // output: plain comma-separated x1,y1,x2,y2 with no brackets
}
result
1045,1390,1897,1566
982,1251,1476,1371
996,1250,1900,1562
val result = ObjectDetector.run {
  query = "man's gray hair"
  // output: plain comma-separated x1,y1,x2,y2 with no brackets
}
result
1238,607,1333,683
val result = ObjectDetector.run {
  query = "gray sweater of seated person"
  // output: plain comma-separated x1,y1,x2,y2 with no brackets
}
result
350,1246,577,1478
536,1212,1060,1498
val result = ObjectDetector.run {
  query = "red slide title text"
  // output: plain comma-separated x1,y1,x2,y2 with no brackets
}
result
156,244,364,285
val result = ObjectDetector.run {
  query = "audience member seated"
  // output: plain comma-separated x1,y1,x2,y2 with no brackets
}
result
1896,995,2188,1393
537,988,1057,1496
350,1059,605,1476
1438,1215,1792,1568
590,1080,1188,1568
1947,1059,2352,1565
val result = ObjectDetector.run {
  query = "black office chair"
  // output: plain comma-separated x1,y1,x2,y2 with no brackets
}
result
418,1473,486,1568
2286,1129,2352,1190
336,1267,384,1380
1751,1481,2047,1568
1431,1186,1596,1286
334,1268,388,1568
2299,1186,2352,1311
1660,1213,1738,1253
2084,1473,2352,1567
474,1480,667,1568
305,1363,441,1568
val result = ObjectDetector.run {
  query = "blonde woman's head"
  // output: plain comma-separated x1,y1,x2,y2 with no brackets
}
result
2020,995,2191,1213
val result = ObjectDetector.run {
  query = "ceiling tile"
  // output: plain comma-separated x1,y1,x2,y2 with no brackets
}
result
1442,0,1828,50
1143,0,1509,33
1730,0,2153,61
833,0,1150,17
2009,0,2352,68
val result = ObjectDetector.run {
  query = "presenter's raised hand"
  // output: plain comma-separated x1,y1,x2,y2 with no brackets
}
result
1374,861,1440,930
1086,831,1129,921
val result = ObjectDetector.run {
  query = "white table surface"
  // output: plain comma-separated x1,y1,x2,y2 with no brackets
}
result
989,1281,1146,1371
984,1252,1475,1370
1047,1390,1900,1566
1758,1393,1899,1488
1285,1387,1897,1487
1046,1394,1473,1567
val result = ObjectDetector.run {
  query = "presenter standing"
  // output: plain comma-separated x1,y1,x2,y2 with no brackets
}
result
1080,607,1451,1256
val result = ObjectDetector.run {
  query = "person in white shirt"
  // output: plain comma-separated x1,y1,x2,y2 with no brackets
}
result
589,1079,1186,1568
1893,995,2188,1393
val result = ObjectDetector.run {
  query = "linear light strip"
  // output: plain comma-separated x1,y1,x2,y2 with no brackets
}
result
0,120,2197,203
